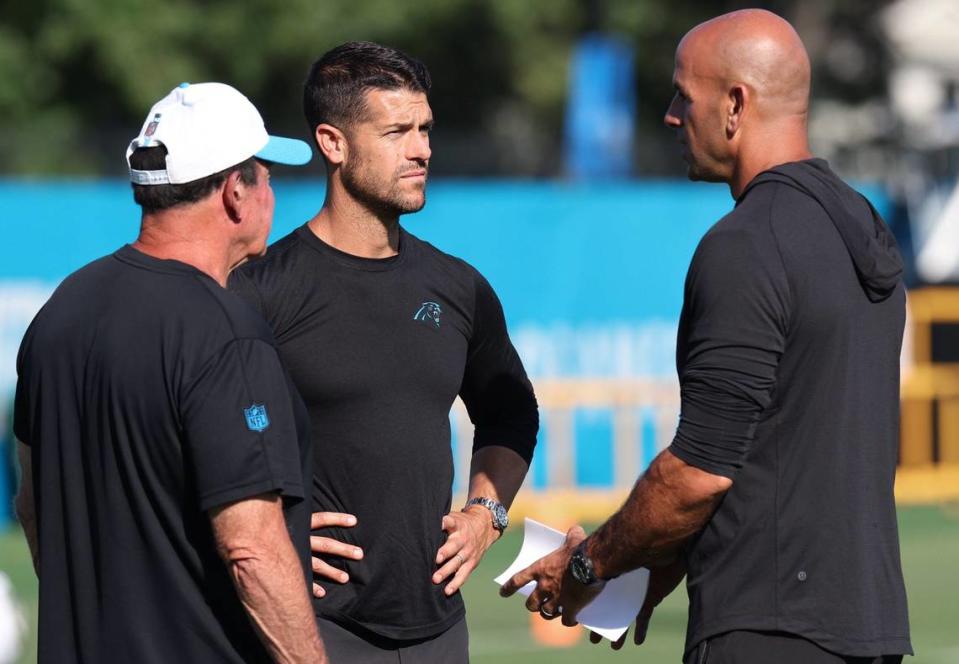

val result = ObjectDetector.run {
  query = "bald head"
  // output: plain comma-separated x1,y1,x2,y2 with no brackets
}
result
665,10,813,194
680,9,810,118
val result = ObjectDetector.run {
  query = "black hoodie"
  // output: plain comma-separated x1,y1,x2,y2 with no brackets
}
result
670,159,912,657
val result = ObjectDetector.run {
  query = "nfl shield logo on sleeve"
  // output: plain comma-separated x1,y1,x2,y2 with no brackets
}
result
244,404,270,432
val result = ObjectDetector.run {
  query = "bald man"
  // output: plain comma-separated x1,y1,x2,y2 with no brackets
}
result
502,10,911,664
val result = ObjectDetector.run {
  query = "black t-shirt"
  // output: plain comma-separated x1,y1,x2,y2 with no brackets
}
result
229,224,538,640
669,160,912,657
14,245,313,664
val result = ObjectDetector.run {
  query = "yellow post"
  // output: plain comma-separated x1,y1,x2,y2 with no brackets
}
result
938,397,959,463
900,397,933,465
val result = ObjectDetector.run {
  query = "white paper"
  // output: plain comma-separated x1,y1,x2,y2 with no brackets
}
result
494,518,650,642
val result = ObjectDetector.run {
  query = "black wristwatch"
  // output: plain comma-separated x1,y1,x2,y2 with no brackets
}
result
464,497,509,535
568,540,602,586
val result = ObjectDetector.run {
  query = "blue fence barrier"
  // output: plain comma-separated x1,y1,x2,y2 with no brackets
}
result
0,178,892,515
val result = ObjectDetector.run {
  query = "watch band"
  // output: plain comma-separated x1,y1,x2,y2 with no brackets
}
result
464,496,509,534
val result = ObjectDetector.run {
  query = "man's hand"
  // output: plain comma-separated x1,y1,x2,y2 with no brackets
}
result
499,526,604,626
588,556,686,649
310,511,362,599
433,506,499,596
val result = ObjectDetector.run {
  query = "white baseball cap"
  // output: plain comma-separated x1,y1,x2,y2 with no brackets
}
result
127,82,312,185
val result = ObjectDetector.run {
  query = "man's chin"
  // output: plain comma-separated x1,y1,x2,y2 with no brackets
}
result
686,163,723,184
397,194,426,215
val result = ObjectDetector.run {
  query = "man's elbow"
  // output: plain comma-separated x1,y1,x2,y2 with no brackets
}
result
697,469,733,498
215,527,279,566
660,448,734,504
210,496,288,580
216,537,280,588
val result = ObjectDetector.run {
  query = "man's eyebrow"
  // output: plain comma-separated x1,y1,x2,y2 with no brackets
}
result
381,118,434,131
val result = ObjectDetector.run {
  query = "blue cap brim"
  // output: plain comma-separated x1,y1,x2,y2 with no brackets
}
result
255,135,313,166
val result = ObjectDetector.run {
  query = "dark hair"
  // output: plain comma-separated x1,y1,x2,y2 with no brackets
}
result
303,41,431,136
129,146,259,213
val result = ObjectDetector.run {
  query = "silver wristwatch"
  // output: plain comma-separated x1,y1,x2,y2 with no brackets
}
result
464,497,509,534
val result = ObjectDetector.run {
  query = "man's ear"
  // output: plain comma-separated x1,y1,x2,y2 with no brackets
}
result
222,170,244,223
726,84,748,138
315,124,348,166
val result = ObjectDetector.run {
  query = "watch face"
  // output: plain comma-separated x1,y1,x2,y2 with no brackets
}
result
569,549,597,585
493,504,509,529
570,553,590,584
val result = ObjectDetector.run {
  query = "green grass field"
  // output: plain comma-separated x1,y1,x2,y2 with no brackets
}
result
1,505,957,663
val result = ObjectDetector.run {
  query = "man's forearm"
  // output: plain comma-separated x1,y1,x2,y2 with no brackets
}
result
211,495,326,664
466,445,529,509
587,449,731,580
14,441,39,575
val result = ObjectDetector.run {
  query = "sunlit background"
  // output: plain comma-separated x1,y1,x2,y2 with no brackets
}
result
1,0,957,662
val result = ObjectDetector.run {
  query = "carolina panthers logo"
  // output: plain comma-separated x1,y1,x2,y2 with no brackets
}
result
413,301,442,329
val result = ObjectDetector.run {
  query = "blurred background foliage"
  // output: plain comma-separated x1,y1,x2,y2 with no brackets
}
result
0,0,896,177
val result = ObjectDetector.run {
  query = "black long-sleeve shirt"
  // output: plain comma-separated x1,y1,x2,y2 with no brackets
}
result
229,224,538,640
669,160,911,658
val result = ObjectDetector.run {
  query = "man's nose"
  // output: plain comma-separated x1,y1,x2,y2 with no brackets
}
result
410,132,431,162
664,97,682,128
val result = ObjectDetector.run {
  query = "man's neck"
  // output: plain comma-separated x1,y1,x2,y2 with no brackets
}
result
729,126,812,199
307,187,401,259
133,208,234,287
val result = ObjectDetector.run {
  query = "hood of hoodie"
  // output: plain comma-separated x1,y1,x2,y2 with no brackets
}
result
740,159,903,303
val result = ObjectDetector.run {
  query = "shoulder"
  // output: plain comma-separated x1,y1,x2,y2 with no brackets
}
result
698,179,824,259
688,189,792,297
404,229,488,291
736,178,837,236
233,227,306,286
695,201,773,267
19,254,117,347
52,253,121,296
193,278,277,344
228,227,313,316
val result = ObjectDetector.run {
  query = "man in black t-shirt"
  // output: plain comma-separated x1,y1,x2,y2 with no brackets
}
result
503,11,911,664
14,82,327,663
230,42,539,662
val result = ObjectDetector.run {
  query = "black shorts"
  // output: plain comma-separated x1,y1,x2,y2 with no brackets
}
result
684,631,904,664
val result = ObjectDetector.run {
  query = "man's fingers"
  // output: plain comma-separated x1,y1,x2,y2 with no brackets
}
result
435,533,459,565
441,514,455,531
311,556,349,584
310,511,357,529
589,630,627,649
565,524,587,541
311,535,363,560
444,557,474,596
500,564,536,597
432,549,468,585
634,612,652,645
524,588,548,613
611,631,627,650
538,599,562,620
560,609,579,628
312,582,325,598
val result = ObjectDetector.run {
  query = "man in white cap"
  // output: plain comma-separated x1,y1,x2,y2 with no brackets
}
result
14,82,327,663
